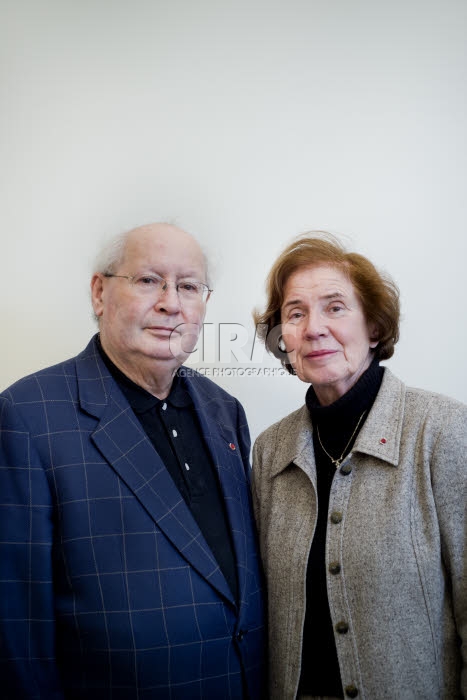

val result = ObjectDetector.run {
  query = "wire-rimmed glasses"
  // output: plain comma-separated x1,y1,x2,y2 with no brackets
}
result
103,272,212,303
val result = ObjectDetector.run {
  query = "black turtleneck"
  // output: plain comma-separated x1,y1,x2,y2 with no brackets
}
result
298,359,384,697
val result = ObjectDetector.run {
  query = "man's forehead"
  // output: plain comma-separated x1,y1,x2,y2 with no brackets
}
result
126,223,188,245
121,225,206,276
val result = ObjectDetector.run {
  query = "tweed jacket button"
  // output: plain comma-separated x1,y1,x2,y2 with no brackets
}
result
329,561,341,575
330,511,343,524
345,684,359,697
340,463,352,476
335,620,349,634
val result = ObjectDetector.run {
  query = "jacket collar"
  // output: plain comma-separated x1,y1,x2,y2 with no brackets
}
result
75,335,115,418
352,368,404,467
270,368,405,479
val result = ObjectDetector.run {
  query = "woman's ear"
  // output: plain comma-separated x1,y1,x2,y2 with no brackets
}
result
369,324,379,349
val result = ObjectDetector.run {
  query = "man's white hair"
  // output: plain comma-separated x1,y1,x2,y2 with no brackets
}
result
92,223,212,287
92,230,128,276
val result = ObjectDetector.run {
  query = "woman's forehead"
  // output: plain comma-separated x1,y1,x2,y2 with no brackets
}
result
284,264,353,293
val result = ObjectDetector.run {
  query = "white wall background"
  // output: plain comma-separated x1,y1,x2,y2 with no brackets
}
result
1,0,466,444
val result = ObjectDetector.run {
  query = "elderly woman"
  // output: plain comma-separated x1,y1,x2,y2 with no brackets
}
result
252,234,466,700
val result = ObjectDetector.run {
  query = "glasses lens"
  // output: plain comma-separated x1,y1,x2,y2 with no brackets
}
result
128,274,209,302
177,281,208,301
133,274,165,293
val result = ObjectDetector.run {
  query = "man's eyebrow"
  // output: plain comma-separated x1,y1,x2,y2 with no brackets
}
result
144,267,202,279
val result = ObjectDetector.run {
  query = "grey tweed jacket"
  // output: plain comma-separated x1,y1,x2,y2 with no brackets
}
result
252,368,466,700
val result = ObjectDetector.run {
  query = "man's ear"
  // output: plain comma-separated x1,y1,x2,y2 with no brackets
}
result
91,273,105,318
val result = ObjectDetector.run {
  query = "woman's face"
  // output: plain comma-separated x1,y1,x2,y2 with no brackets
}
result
281,264,378,406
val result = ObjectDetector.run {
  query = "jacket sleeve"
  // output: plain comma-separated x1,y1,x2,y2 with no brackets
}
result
251,437,262,529
430,401,467,698
251,430,274,547
0,395,64,699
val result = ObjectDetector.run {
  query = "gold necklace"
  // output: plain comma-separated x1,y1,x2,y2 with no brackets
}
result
316,410,367,469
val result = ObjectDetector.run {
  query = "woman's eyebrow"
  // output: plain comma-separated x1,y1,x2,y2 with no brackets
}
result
321,292,346,301
282,291,345,310
282,297,304,311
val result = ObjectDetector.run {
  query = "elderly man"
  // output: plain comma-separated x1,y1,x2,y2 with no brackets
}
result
0,223,266,699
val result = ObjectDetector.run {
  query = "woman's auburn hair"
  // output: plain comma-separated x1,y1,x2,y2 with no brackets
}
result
253,232,400,373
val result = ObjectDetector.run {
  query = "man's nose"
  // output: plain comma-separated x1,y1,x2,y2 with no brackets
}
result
154,282,182,313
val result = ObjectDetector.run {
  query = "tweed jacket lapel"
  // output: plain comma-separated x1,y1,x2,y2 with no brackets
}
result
75,337,234,603
269,404,317,484
268,368,404,481
351,368,404,466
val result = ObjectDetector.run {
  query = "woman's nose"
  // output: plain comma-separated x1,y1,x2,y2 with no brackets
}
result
304,310,327,338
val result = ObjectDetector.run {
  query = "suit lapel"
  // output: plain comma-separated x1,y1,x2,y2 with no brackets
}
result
75,338,234,603
187,378,250,607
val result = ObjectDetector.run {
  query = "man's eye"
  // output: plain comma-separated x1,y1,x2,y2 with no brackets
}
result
179,282,199,293
329,305,344,313
137,275,160,285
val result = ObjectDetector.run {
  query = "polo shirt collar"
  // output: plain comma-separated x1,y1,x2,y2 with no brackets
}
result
96,335,192,413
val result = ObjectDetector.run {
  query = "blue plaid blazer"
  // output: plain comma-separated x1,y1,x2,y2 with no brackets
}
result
0,336,266,699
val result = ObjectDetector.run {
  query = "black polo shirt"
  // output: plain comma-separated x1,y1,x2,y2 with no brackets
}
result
98,340,238,602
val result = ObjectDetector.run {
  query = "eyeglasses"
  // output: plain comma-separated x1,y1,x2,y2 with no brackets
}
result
103,272,212,303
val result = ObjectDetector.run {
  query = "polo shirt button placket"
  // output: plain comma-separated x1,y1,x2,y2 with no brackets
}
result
236,629,246,642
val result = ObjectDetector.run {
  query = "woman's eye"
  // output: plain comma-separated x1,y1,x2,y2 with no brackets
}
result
288,311,304,321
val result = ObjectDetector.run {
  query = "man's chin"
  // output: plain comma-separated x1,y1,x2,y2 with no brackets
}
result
139,335,193,365
146,346,190,365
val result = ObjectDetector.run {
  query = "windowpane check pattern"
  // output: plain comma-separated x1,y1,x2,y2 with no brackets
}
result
0,334,266,699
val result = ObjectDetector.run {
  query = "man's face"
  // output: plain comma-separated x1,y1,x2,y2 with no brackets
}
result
91,225,209,375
